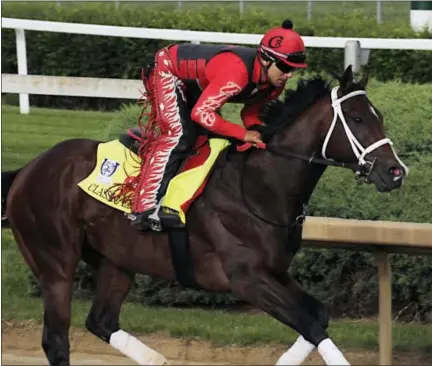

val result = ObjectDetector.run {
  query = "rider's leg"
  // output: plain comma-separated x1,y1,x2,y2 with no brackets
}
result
131,96,196,230
155,91,197,205
131,51,196,230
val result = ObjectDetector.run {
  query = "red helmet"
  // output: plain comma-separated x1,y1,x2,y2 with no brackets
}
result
259,20,307,69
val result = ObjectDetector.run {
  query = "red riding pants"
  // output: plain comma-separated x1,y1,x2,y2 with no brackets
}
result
132,49,184,213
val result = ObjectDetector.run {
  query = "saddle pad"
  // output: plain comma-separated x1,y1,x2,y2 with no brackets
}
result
162,138,230,224
77,139,140,213
77,138,230,221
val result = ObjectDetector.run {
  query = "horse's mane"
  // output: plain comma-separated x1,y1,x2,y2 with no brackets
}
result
257,76,332,141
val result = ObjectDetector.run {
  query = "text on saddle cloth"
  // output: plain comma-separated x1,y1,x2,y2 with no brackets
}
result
77,138,231,221
77,139,139,213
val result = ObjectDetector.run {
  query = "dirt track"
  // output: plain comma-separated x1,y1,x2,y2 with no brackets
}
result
2,321,431,365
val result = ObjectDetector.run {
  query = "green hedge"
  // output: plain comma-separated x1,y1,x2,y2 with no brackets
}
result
30,250,430,321
27,77,432,322
2,3,432,110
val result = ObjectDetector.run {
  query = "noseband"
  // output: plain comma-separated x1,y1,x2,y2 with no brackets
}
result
266,86,408,180
322,87,409,179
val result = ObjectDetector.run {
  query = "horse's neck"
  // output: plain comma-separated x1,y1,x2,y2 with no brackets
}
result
201,98,330,223
241,103,330,222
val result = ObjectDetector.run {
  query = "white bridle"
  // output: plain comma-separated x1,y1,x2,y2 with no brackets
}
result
321,86,409,176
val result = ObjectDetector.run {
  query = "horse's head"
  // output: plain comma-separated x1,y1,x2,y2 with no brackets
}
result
320,65,408,192
259,65,408,193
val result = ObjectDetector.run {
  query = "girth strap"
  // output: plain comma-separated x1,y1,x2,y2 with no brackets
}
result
167,229,201,290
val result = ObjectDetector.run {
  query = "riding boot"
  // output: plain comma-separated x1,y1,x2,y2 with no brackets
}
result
130,155,184,231
155,156,186,229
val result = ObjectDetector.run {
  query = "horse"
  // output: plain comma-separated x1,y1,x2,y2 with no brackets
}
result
1,65,408,365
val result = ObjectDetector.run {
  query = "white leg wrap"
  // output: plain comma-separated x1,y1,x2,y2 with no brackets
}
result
109,329,167,365
275,335,315,365
317,338,350,365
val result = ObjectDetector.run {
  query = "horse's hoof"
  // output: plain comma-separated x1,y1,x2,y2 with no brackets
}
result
150,354,168,365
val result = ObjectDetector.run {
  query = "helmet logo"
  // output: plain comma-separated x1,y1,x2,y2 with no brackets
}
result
268,36,283,48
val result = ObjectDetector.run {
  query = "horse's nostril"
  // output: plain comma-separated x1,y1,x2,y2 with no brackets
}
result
389,167,404,180
391,167,402,175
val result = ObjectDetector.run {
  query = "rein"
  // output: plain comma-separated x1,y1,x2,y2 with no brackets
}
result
239,151,306,229
240,147,349,229
265,146,360,171
240,86,398,228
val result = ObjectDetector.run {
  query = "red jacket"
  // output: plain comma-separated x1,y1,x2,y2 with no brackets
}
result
167,44,285,141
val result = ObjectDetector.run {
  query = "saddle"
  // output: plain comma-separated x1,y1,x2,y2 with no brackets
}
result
77,130,233,289
117,127,234,229
116,127,231,290
80,128,254,289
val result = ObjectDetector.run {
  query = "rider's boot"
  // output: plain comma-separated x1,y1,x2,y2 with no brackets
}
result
130,157,185,232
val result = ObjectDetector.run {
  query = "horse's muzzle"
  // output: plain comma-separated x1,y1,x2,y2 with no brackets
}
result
355,158,377,183
360,158,406,192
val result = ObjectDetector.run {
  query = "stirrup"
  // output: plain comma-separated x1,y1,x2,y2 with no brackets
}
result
158,207,185,230
128,198,184,232
149,199,185,231
127,202,162,232
142,199,163,232
148,206,163,232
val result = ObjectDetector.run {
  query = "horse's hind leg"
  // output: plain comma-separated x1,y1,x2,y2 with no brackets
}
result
18,241,78,365
7,214,79,365
41,271,77,365
85,258,167,365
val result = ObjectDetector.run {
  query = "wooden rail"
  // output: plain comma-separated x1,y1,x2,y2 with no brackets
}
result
302,217,432,364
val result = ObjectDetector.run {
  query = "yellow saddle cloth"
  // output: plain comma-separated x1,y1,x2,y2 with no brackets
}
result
77,138,230,223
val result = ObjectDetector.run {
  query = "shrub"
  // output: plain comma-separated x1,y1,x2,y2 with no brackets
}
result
2,3,431,110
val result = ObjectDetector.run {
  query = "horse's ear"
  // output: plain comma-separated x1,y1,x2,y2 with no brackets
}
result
357,67,369,90
339,65,354,92
328,68,341,82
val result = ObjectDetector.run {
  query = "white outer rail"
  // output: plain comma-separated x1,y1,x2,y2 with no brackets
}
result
2,17,432,114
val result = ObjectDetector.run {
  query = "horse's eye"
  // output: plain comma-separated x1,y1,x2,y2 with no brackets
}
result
352,117,363,124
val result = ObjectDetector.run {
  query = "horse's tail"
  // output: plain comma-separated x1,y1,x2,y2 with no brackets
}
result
2,168,22,228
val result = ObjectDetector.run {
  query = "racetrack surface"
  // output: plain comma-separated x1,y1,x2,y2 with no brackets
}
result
2,321,431,365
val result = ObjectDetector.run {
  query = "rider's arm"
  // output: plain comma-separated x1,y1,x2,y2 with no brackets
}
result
240,86,285,128
190,54,249,141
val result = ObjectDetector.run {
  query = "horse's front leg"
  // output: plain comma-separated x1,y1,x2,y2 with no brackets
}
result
277,272,329,329
272,272,330,365
227,261,349,365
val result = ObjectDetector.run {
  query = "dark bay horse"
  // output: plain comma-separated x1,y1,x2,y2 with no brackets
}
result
2,66,408,365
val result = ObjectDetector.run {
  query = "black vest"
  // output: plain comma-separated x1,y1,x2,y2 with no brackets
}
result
176,44,269,104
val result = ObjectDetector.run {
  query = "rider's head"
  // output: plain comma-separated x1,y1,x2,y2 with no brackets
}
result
258,19,307,87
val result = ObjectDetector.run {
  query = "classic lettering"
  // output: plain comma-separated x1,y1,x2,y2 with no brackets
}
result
87,183,130,209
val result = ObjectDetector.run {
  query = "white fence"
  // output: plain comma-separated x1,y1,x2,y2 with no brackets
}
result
2,17,432,114
2,74,142,100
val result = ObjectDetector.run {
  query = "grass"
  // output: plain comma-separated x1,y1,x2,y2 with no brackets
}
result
1,105,114,171
1,82,432,354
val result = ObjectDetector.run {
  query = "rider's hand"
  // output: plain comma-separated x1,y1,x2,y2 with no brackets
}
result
244,130,263,145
